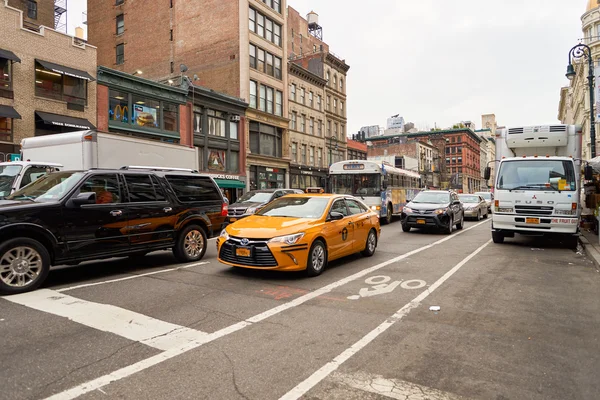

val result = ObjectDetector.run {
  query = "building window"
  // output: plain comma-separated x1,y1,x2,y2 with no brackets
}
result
333,99,337,113
327,120,331,136
249,8,281,46
341,124,345,137
0,59,12,92
256,13,265,37
27,0,37,19
334,123,338,139
290,84,296,101
109,89,129,123
313,44,317,53
35,62,88,105
340,101,344,115
301,144,307,164
333,75,337,87
340,78,344,91
265,19,273,42
318,120,322,136
326,70,330,82
266,53,274,76
309,147,314,165
300,114,305,132
249,44,256,69
249,122,282,158
249,8,256,31
229,151,239,173
274,23,281,46
257,48,265,72
317,95,322,111
116,43,124,65
274,57,282,79
275,90,282,116
132,96,160,128
207,111,226,137
266,87,274,114
163,103,178,132
230,121,239,140
193,112,202,134
291,142,297,163
249,80,257,108
309,92,313,108
116,14,124,35
299,88,305,104
317,148,322,167
170,29,173,41
0,117,13,142
290,112,296,130
259,85,266,111
309,118,314,135
208,149,226,171
326,96,330,111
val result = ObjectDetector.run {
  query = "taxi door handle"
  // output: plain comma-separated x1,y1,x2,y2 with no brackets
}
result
110,210,123,217
347,221,354,225
163,207,173,213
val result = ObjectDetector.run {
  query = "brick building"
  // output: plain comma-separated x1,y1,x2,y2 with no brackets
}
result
288,62,328,190
0,1,96,158
287,7,349,165
6,0,55,32
88,0,289,191
347,139,367,160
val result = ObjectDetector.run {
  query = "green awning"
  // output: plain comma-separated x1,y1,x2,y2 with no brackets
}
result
214,179,246,189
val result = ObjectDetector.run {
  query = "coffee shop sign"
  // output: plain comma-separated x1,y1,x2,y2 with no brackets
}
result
208,174,241,180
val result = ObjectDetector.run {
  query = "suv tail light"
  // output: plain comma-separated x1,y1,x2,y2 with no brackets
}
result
221,202,228,217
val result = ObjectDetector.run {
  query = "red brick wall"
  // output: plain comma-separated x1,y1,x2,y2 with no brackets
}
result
179,103,192,148
96,84,109,132
7,0,55,29
287,7,329,60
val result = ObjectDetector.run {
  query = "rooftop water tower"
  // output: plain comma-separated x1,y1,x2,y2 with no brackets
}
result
307,11,322,40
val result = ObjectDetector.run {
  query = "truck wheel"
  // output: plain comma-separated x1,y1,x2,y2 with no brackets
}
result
492,231,504,244
173,225,207,262
0,238,51,295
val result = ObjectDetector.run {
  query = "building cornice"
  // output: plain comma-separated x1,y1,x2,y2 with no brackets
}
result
326,53,350,72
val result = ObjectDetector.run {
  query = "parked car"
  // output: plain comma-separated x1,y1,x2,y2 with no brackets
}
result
218,194,380,276
0,166,227,295
474,191,493,212
400,190,464,234
227,189,303,223
458,194,489,220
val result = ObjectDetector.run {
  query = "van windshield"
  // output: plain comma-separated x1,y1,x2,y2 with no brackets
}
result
0,165,22,198
497,160,576,191
7,172,84,202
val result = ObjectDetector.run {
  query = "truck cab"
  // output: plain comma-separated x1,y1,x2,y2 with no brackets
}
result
489,125,581,249
0,161,63,199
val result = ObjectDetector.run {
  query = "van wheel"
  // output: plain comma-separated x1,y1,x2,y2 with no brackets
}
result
306,240,327,277
362,230,377,257
492,231,505,244
0,238,51,295
173,225,207,262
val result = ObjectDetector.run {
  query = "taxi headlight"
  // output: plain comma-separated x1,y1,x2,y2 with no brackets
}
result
403,207,413,213
434,208,447,215
220,229,229,240
269,233,305,245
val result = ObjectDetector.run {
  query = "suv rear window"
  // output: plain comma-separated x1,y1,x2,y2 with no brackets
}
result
166,175,222,202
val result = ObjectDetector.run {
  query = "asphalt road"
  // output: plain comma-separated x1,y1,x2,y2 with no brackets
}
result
1,218,599,400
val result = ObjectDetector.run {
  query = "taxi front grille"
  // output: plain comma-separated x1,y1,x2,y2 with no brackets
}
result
219,240,277,267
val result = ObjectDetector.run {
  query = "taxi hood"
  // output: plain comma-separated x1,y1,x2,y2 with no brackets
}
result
226,215,320,239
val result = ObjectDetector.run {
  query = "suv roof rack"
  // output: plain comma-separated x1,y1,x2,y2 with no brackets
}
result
119,165,198,173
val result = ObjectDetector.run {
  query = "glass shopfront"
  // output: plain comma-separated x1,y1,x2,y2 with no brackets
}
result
250,165,285,190
290,168,326,190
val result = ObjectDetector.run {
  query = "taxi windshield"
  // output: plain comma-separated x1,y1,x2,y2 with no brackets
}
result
257,197,330,219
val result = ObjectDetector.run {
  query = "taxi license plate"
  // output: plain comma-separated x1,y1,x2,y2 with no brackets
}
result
526,217,540,224
417,219,426,225
236,247,251,257
229,218,237,222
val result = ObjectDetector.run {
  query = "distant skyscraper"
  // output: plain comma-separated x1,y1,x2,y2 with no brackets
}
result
387,115,405,130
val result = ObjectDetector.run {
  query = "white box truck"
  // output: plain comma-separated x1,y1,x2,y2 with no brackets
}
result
21,130,199,171
0,161,63,198
485,124,582,249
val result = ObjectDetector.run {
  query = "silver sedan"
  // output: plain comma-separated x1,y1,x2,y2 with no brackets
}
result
458,194,489,220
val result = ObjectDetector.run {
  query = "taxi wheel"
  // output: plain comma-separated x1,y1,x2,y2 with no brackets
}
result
362,229,377,257
173,225,207,262
306,240,327,277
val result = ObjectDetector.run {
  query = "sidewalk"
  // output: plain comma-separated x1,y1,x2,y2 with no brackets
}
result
579,228,600,267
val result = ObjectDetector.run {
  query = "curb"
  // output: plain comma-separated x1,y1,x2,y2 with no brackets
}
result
579,234,600,267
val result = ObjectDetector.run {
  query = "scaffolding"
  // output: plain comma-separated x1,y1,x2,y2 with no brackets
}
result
54,0,67,33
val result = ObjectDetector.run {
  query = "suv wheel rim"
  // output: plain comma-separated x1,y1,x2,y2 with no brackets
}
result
184,230,204,258
367,232,376,253
312,245,325,271
0,246,42,288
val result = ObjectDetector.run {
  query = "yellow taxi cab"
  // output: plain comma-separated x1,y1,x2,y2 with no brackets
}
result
217,194,380,276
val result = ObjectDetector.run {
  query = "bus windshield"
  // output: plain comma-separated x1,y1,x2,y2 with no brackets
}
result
331,174,381,196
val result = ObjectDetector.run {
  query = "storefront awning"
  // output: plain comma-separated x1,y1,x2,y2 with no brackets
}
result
0,105,21,119
36,59,95,81
214,179,246,189
0,48,21,63
35,111,96,130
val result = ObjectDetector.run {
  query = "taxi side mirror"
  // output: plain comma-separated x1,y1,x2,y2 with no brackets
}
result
328,211,344,221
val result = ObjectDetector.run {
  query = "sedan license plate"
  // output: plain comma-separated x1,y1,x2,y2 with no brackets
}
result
526,217,540,224
236,247,251,257
417,219,426,225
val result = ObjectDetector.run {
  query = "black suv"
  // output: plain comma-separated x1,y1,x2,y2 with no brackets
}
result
227,188,303,222
0,167,227,295
400,190,464,234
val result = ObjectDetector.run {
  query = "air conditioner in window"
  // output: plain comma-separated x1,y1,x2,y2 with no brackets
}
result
231,115,241,122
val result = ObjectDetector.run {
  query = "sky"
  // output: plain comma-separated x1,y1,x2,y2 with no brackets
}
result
64,0,585,135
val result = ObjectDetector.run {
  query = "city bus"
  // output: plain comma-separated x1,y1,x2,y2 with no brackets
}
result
328,160,421,224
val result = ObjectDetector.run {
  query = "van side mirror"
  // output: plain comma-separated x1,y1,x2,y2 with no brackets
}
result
484,167,491,181
585,165,594,181
72,192,96,206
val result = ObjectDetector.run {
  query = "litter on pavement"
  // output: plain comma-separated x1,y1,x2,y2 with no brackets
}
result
429,306,441,311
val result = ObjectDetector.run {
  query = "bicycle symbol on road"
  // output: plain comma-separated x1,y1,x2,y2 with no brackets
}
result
347,275,426,300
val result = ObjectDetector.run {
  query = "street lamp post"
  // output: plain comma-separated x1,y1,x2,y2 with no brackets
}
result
328,135,338,166
566,43,596,158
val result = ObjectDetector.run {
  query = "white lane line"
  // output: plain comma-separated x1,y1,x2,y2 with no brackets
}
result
329,371,461,400
43,220,491,400
4,289,208,351
279,239,493,400
56,261,210,292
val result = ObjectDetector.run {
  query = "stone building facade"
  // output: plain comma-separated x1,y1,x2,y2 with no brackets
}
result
0,1,97,158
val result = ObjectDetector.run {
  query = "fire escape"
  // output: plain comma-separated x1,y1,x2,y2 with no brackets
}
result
54,0,67,33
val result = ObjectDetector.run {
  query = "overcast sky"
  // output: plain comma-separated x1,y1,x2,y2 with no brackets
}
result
66,0,585,134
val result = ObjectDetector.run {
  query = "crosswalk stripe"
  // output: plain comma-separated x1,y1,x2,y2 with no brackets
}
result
4,289,208,351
